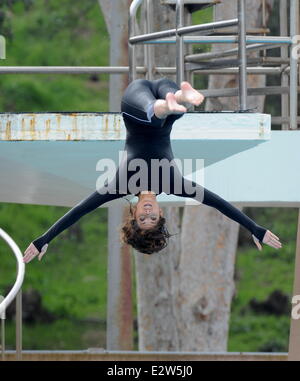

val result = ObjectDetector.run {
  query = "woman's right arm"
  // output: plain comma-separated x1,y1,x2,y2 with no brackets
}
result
23,189,125,263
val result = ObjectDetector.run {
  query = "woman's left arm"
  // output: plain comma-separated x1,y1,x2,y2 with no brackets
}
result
201,187,282,250
175,173,282,250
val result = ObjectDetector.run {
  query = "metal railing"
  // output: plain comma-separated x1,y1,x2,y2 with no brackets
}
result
129,0,239,84
0,1,297,126
129,19,239,44
0,228,25,361
128,0,299,126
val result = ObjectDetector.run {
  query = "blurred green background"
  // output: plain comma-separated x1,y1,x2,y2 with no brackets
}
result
0,0,296,352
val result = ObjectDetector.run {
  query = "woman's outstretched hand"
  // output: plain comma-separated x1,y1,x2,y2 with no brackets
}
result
252,230,282,251
23,242,48,263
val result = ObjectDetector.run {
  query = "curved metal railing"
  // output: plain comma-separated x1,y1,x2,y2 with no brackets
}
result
128,0,239,85
0,227,25,361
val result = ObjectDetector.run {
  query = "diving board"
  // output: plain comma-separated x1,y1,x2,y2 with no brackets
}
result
2,111,299,208
0,111,270,140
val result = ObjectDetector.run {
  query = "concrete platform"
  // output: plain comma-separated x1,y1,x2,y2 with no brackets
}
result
2,111,298,208
0,111,270,141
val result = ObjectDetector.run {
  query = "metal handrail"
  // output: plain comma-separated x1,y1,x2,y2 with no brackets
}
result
129,0,144,82
128,0,240,85
129,0,189,81
0,228,25,315
176,0,185,84
0,228,25,361
289,0,299,131
129,19,238,44
130,36,293,44
129,0,144,18
128,0,242,86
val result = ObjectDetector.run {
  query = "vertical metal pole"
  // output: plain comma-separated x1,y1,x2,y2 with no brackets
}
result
176,0,185,85
288,210,300,360
1,319,4,361
146,0,155,80
280,0,289,130
237,0,248,110
261,0,267,59
107,206,133,350
185,8,195,109
185,8,193,85
290,0,299,129
143,4,149,79
15,289,22,361
128,11,136,82
0,295,5,361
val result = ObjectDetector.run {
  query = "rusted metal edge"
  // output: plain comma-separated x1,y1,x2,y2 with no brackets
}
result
0,112,271,141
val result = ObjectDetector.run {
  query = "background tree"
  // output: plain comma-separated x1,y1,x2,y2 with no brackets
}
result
180,0,274,351
134,0,274,352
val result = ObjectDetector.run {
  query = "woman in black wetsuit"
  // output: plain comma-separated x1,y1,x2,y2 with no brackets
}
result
23,77,282,262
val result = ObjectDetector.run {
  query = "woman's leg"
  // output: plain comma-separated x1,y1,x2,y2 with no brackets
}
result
121,79,164,127
150,77,187,119
151,77,180,99
151,77,204,111
121,78,186,127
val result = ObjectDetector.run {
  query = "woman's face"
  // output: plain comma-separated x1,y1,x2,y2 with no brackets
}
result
134,195,163,230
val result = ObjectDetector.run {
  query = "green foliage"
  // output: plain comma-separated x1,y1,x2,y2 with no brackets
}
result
228,208,297,352
4,319,107,350
228,314,290,352
0,203,109,318
0,0,110,112
191,6,213,55
0,1,295,352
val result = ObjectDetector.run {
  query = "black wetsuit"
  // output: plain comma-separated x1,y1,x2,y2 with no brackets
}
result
32,77,267,253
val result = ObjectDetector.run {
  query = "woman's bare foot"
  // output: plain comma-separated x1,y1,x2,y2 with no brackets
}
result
154,92,187,119
165,92,187,114
175,81,204,107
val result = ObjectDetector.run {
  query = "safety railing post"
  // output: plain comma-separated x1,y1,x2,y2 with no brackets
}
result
128,8,135,82
129,0,145,83
280,0,289,130
289,0,299,130
237,0,248,110
0,228,25,361
0,295,5,361
16,289,22,361
145,0,155,80
176,0,185,85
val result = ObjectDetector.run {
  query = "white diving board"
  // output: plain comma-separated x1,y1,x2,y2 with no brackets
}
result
2,111,298,208
0,111,270,140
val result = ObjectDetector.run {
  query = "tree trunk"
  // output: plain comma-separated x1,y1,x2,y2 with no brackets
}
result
98,0,132,110
98,0,133,351
135,206,182,350
134,0,276,352
179,0,274,351
134,1,191,351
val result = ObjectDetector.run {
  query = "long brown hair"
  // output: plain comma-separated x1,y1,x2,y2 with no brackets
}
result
119,198,175,255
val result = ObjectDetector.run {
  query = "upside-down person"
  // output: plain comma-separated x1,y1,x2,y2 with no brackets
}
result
23,77,282,263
